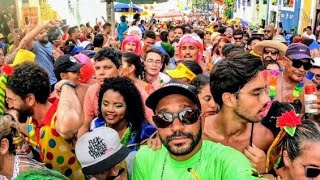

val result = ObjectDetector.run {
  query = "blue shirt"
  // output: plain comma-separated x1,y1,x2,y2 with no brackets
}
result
33,41,57,85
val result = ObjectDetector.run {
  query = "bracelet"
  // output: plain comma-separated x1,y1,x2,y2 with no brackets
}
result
60,81,76,91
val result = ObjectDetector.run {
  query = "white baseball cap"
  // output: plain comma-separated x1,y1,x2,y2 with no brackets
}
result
312,57,320,68
75,127,130,175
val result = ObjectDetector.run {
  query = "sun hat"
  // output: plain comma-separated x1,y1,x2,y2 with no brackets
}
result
253,40,288,57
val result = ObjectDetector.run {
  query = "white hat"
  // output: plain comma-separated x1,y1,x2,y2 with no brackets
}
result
75,127,130,175
312,57,320,68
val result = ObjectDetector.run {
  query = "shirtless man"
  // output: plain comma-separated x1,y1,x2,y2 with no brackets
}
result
206,53,274,173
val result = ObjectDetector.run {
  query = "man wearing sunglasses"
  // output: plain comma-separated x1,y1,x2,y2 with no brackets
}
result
263,25,275,40
253,40,287,65
275,43,314,103
133,81,264,179
309,57,320,89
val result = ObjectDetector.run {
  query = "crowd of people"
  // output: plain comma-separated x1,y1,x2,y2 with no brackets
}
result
0,11,320,180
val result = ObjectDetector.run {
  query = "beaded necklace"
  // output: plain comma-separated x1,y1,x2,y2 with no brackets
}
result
268,70,304,102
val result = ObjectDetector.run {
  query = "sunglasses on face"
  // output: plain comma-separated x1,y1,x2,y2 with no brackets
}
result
305,166,320,178
264,30,271,33
291,59,312,70
234,36,243,41
152,109,201,128
263,49,279,55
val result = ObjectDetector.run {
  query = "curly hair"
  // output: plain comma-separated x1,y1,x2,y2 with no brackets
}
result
7,62,50,104
98,77,145,142
210,53,264,107
93,47,122,69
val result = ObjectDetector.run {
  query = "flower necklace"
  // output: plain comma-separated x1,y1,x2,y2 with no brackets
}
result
269,70,304,102
160,151,202,180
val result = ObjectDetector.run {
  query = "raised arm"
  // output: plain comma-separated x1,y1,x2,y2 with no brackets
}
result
18,20,58,50
55,80,84,140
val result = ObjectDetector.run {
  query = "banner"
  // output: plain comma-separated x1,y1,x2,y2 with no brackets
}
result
21,7,39,29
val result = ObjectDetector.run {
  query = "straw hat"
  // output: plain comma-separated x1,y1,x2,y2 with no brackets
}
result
253,40,288,57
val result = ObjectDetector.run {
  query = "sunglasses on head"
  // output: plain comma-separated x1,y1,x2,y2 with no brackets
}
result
291,59,312,70
152,109,200,128
305,166,320,178
263,49,279,55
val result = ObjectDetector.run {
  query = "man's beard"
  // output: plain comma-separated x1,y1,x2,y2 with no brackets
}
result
160,128,202,156
39,39,49,44
17,106,33,123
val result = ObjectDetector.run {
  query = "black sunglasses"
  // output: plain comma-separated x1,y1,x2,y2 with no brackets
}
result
234,36,243,41
291,59,312,70
264,30,271,33
152,109,201,128
263,49,279,55
305,166,320,178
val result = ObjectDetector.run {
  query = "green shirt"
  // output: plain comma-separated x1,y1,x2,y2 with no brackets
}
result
133,140,265,180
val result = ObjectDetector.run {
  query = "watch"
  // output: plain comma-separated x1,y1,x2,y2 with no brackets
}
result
60,81,76,91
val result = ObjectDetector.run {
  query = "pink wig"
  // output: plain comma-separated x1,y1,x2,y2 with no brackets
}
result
178,34,204,62
121,35,142,56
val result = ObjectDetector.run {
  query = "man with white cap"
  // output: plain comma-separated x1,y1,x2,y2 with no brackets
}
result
309,57,320,89
76,127,130,180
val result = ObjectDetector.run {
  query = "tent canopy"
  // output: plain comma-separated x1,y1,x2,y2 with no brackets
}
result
116,0,168,4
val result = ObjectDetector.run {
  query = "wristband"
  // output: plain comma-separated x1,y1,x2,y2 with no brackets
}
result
60,81,75,91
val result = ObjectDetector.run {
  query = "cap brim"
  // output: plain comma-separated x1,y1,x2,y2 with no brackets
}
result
65,63,83,72
290,54,313,62
165,69,185,79
146,85,201,112
82,145,130,175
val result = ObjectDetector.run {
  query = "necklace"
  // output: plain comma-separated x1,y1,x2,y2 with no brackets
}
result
269,70,304,102
160,150,202,180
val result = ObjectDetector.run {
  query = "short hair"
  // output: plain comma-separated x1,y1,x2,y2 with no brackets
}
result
210,53,264,107
233,29,244,36
93,34,104,48
173,25,185,34
145,48,166,71
306,26,312,30
193,29,205,40
122,52,144,78
7,62,50,104
103,23,111,29
98,77,145,142
217,26,226,34
190,74,210,94
67,26,77,36
159,31,169,42
80,24,85,28
48,32,61,44
181,60,203,75
93,47,122,69
222,43,245,57
144,30,156,40
247,36,262,45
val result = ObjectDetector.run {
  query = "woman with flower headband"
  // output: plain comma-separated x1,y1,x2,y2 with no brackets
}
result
265,110,320,179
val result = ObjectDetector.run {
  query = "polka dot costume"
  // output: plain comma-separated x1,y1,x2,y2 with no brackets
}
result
27,99,84,180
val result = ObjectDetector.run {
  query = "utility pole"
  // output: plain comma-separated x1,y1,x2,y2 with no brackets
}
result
105,0,115,35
